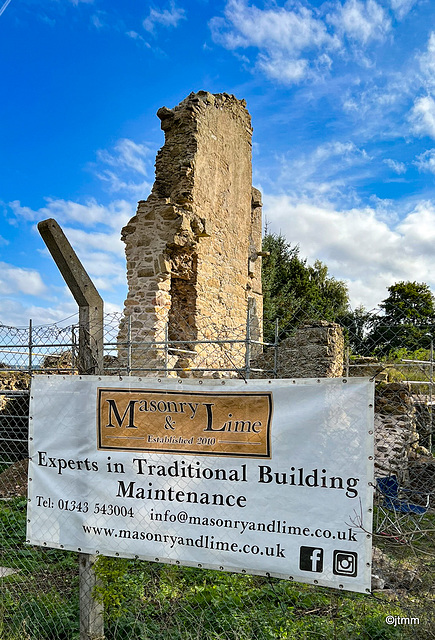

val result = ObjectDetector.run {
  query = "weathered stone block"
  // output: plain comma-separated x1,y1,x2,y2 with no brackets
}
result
137,267,154,278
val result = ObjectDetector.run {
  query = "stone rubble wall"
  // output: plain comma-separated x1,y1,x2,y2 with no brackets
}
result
348,363,428,478
0,371,30,410
0,371,30,460
118,91,263,375
251,321,344,378
374,382,421,479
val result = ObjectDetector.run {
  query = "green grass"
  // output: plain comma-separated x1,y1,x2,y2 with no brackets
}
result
0,497,433,640
92,559,412,640
0,497,79,639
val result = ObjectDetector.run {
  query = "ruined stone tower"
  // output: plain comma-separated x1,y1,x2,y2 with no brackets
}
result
119,91,263,374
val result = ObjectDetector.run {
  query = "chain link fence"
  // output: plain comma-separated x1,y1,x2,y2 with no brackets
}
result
0,306,434,639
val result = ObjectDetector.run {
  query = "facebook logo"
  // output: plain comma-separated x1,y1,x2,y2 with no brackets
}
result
299,546,324,573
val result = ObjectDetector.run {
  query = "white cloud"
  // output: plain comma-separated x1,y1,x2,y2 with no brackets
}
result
341,67,416,130
211,0,337,53
273,140,370,203
311,141,368,164
418,31,435,90
94,138,153,195
143,3,186,32
126,30,151,47
0,297,123,330
57,228,127,290
62,227,125,257
210,0,397,86
210,0,339,84
0,263,47,297
91,13,105,29
0,298,79,328
396,201,435,256
414,148,435,174
7,198,131,292
258,50,333,84
389,0,418,20
9,197,133,231
95,172,152,196
97,139,150,176
409,95,435,139
330,0,391,45
383,158,406,174
264,194,435,309
5,134,155,309
257,54,308,84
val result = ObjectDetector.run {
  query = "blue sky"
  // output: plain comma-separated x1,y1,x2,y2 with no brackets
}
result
2,0,435,326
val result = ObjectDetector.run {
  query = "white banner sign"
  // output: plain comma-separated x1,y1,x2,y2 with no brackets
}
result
27,375,374,593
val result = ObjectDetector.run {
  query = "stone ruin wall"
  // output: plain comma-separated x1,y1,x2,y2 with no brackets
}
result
119,91,263,375
373,382,425,481
251,321,345,378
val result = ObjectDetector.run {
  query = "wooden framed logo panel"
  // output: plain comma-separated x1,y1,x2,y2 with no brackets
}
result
97,388,273,458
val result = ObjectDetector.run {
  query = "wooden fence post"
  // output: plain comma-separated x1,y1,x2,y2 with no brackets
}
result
38,218,105,640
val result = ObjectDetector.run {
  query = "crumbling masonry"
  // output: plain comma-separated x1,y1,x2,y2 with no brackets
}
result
119,91,263,374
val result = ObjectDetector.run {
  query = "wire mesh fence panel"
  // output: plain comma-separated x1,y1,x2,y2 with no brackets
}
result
0,389,30,465
0,304,434,639
0,320,79,374
104,311,273,379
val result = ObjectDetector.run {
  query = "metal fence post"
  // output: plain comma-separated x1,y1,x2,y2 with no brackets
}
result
274,318,279,379
164,321,169,377
245,306,251,380
28,319,33,374
37,218,104,640
72,325,77,372
127,314,132,377
430,338,433,452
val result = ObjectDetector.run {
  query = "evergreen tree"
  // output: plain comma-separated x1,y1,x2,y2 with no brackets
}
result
261,233,349,342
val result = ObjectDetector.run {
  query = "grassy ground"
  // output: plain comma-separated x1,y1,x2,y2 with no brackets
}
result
1,497,434,640
0,497,79,639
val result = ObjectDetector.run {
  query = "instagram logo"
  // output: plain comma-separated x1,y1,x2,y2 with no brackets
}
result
333,550,358,577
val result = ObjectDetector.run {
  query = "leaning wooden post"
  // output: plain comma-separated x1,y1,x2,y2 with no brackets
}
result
38,218,105,640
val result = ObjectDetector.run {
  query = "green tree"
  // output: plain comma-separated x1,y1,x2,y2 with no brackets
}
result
338,305,374,356
261,233,349,342
368,281,435,356
381,281,435,325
